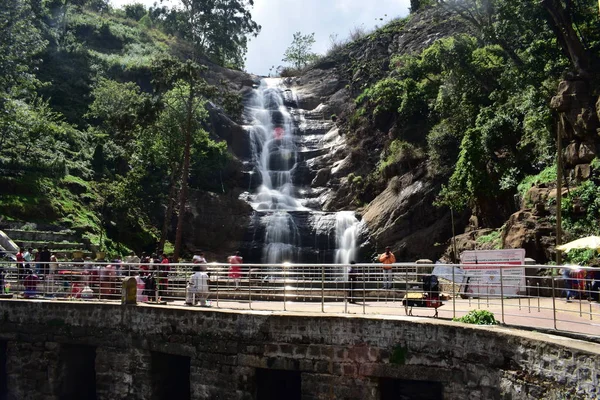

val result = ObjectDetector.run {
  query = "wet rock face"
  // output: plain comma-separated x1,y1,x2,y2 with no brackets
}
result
361,166,453,261
182,189,253,261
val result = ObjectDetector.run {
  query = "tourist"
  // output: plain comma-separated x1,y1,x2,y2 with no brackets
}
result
157,253,170,301
40,246,51,276
23,247,32,270
192,252,207,264
588,265,600,302
124,251,141,275
185,264,209,306
378,246,396,289
34,247,42,274
140,252,150,271
562,267,576,302
23,269,39,298
48,253,59,294
348,261,358,303
228,251,243,290
16,247,26,284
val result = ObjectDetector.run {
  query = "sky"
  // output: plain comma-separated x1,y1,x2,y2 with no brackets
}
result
109,0,411,76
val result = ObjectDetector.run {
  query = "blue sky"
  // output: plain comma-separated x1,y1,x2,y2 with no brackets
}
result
110,0,411,75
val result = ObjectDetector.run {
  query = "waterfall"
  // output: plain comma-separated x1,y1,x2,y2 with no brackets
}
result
242,78,365,266
246,79,304,264
334,211,360,279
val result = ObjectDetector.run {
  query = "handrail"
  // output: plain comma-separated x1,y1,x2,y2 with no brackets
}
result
0,261,598,337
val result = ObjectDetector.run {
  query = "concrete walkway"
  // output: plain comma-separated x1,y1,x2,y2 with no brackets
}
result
173,296,600,337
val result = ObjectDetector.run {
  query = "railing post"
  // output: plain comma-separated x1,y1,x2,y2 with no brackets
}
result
321,264,325,313
452,264,456,319
362,266,366,315
283,265,286,312
527,279,531,313
500,266,505,324
249,268,252,310
551,274,557,330
216,267,220,308
537,283,540,312
344,268,347,314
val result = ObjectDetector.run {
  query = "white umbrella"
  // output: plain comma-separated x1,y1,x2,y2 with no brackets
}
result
556,236,600,253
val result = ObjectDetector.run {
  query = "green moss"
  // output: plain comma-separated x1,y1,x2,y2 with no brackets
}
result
390,345,408,365
476,230,502,249
517,165,557,197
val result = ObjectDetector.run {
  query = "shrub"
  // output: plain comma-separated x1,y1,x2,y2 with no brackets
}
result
453,310,498,325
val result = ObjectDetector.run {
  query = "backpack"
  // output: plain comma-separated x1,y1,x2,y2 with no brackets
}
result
423,275,440,297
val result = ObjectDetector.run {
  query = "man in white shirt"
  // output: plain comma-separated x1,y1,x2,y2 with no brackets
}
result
186,264,209,306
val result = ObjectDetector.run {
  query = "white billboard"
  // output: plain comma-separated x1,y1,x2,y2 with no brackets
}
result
460,249,526,297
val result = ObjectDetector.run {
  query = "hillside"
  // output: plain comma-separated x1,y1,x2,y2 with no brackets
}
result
1,0,599,264
0,0,256,257
283,1,599,263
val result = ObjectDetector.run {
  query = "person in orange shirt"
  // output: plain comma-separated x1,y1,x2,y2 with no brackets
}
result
379,246,396,289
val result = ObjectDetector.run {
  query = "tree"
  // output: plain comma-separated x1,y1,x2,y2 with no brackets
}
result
0,0,46,95
282,32,318,70
155,0,261,68
540,0,593,78
151,58,216,260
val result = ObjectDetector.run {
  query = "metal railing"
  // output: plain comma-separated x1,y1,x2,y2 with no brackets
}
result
0,261,598,337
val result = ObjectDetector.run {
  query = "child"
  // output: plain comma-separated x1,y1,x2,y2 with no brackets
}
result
186,265,209,306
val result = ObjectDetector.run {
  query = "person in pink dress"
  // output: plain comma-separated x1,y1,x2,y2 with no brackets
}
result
228,251,243,290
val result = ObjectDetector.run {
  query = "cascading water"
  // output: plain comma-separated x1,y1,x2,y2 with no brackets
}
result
243,78,363,267
334,211,360,265
246,79,304,264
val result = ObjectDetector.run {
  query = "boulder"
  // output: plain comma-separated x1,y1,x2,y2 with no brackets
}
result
312,168,331,187
574,164,591,181
502,210,555,263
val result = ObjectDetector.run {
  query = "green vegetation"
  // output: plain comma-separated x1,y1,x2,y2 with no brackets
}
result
517,165,557,197
346,0,598,229
476,230,502,249
0,0,257,258
454,310,498,325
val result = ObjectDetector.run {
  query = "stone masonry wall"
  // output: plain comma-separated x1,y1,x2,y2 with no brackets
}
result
0,300,598,399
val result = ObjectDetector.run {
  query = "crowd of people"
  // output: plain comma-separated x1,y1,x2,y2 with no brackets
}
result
0,247,245,306
3,244,600,305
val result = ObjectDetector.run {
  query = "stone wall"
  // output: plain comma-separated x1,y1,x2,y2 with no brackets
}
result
0,300,598,400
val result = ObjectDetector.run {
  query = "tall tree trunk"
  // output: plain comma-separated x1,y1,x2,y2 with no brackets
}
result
173,82,195,261
541,0,591,78
158,163,180,253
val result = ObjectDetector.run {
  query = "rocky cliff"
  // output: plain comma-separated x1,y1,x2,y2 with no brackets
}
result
187,7,600,264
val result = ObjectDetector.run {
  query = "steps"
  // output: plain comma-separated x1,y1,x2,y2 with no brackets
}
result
0,222,94,260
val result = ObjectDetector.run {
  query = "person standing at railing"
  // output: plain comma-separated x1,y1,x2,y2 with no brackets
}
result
379,246,396,289
561,267,576,302
40,246,51,277
16,248,25,285
157,253,170,301
228,251,243,290
348,261,358,303
23,248,32,270
589,265,600,302
124,251,140,276
192,252,207,264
